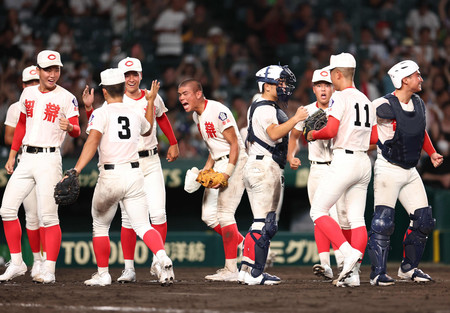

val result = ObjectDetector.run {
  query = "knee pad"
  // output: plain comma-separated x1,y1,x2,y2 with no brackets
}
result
368,206,395,277
410,206,435,236
401,206,435,271
370,205,395,236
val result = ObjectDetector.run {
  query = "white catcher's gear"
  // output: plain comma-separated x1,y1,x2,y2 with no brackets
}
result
388,60,419,89
184,167,201,193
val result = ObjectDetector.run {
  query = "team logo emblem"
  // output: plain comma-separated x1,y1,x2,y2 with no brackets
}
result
48,54,56,60
329,99,334,109
30,70,36,75
320,71,329,77
72,98,79,111
125,61,134,67
218,112,227,121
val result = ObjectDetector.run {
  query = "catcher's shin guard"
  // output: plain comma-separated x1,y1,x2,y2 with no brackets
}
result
401,206,435,272
243,212,278,278
367,206,395,278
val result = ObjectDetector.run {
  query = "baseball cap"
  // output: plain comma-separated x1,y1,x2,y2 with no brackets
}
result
37,50,63,68
22,65,39,82
327,53,356,70
387,60,419,89
312,68,332,84
99,68,125,86
118,57,142,73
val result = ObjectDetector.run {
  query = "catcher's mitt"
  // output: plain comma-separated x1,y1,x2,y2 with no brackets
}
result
54,168,80,205
196,168,228,188
303,108,328,142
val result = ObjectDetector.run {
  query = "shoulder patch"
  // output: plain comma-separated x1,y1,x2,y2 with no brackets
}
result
218,112,227,121
72,98,79,111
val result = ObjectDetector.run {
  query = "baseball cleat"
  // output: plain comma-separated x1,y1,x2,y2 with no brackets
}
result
30,259,43,280
205,268,238,282
240,271,281,285
370,273,395,286
337,248,362,283
150,259,162,279
117,268,136,283
397,267,433,283
0,261,27,282
159,257,174,286
85,272,112,286
33,271,55,284
312,264,333,280
337,262,360,287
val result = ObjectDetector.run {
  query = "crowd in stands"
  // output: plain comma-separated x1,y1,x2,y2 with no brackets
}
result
0,0,449,188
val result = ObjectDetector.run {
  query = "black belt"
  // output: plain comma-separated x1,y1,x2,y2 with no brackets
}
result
256,155,264,160
104,162,139,170
138,147,158,158
345,150,354,154
215,154,229,161
310,161,331,165
26,146,56,153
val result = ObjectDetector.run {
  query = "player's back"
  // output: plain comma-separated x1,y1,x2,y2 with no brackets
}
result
328,88,376,152
88,102,150,166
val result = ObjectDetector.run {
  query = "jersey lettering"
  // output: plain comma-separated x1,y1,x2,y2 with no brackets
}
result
204,121,217,138
118,116,131,139
25,100,35,117
354,103,371,128
43,103,60,123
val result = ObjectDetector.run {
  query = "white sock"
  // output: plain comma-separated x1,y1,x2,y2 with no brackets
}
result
98,267,108,275
156,250,168,262
225,258,238,272
338,242,353,257
124,259,134,269
45,260,56,274
33,252,42,262
333,249,345,268
10,253,23,265
319,252,330,267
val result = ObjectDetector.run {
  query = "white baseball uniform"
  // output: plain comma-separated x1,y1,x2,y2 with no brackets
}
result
310,87,376,229
119,91,168,229
373,94,428,215
1,84,79,227
4,101,40,231
294,102,347,228
193,99,247,228
244,102,284,222
86,101,153,239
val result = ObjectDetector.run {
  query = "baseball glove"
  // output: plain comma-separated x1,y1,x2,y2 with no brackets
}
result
303,108,328,142
196,168,228,188
54,168,80,205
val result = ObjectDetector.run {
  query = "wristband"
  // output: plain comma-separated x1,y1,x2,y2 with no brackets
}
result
224,163,235,176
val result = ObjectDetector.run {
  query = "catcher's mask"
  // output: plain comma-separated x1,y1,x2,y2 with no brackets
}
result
256,64,296,104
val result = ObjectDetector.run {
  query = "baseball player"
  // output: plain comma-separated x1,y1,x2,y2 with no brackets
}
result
74,69,174,286
287,68,345,280
367,60,443,286
2,66,46,281
0,50,81,284
238,64,308,285
306,53,378,287
82,57,179,282
178,79,247,281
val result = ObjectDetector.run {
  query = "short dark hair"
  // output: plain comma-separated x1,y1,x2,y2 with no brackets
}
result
103,82,125,98
178,78,203,93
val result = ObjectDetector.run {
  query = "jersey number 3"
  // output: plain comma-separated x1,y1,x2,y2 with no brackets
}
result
118,116,131,139
354,103,370,128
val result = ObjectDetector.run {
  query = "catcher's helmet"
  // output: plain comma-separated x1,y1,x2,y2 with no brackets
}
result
256,64,296,103
388,60,419,89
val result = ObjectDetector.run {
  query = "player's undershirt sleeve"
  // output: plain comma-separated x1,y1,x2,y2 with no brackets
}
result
68,116,81,137
312,116,339,140
11,112,26,151
422,130,436,156
370,125,378,145
156,113,177,145
86,108,93,120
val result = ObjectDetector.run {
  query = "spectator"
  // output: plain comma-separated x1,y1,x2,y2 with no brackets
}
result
47,20,77,56
406,1,440,42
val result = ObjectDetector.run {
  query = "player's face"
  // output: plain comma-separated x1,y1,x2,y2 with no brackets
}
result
178,85,201,113
37,66,60,92
313,82,333,106
124,71,141,94
405,71,423,92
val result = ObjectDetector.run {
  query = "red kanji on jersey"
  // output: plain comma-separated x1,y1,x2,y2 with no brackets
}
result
204,122,217,138
43,103,61,123
391,120,396,131
25,100,35,117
